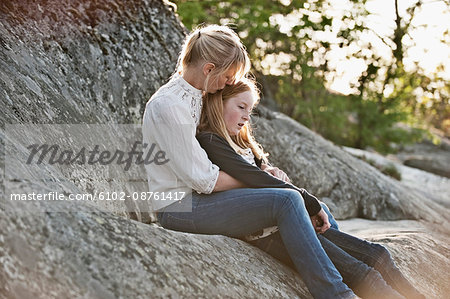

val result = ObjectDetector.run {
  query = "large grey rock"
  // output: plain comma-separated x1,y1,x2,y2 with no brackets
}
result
0,0,186,222
252,106,446,221
344,146,450,209
396,139,450,178
0,0,184,126
1,200,447,298
340,218,450,299
0,201,311,298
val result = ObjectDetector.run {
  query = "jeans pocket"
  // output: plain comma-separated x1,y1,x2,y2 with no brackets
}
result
163,213,197,233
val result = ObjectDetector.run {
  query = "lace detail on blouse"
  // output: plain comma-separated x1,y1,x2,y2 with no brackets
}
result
243,226,279,242
239,148,257,166
160,74,203,125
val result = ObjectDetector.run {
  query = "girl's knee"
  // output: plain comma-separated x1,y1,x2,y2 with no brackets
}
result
278,189,305,208
272,189,309,221
267,189,309,221
371,243,392,265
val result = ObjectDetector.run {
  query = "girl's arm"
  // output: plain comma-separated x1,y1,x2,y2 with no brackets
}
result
197,132,322,216
260,163,269,170
262,165,291,183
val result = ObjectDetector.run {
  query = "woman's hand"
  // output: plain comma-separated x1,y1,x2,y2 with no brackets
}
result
262,165,291,183
310,208,331,234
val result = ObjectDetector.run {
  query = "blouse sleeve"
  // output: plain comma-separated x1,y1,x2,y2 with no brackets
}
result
196,132,321,216
144,100,219,194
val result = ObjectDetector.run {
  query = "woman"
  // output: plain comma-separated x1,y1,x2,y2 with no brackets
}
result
144,24,355,299
195,78,425,299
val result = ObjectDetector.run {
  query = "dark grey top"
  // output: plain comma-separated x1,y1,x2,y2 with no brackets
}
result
197,132,321,216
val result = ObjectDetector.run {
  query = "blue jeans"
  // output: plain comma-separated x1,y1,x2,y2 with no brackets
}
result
157,188,355,299
247,216,423,299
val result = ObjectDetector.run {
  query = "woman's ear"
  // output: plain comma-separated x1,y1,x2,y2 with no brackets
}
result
203,63,215,76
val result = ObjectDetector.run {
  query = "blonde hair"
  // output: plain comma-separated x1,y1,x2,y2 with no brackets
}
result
198,78,268,163
177,24,251,91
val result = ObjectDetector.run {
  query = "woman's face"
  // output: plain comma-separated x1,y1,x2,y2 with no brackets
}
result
206,68,236,93
223,90,255,136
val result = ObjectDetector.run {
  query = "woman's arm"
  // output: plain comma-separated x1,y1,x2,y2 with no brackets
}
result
144,101,220,194
197,132,322,216
214,171,247,191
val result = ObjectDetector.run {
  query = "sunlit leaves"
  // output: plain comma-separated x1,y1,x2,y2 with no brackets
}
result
172,0,448,151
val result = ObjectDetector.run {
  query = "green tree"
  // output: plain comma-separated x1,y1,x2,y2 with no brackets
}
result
172,0,449,152
346,0,449,150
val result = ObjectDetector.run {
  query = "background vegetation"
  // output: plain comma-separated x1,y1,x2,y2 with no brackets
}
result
172,0,449,153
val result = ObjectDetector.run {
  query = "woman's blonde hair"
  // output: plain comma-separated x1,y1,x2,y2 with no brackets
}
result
177,24,251,91
198,78,268,163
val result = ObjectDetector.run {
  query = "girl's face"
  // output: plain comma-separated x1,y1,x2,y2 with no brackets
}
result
223,90,255,136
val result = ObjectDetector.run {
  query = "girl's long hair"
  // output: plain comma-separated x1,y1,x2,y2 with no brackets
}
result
198,79,268,163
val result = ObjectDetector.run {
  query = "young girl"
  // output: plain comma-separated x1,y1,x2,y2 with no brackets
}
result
144,24,356,298
196,78,426,299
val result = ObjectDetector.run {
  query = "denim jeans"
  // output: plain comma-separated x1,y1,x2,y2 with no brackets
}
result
157,188,355,299
247,220,424,299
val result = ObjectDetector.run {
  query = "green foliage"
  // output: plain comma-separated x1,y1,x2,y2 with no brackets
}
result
382,163,402,181
271,74,354,146
172,0,446,153
357,155,402,181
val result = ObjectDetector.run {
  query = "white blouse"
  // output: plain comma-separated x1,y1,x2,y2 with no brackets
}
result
142,74,219,212
239,148,257,166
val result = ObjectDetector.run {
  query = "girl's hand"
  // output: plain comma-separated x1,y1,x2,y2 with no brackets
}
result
310,208,331,234
263,166,291,183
